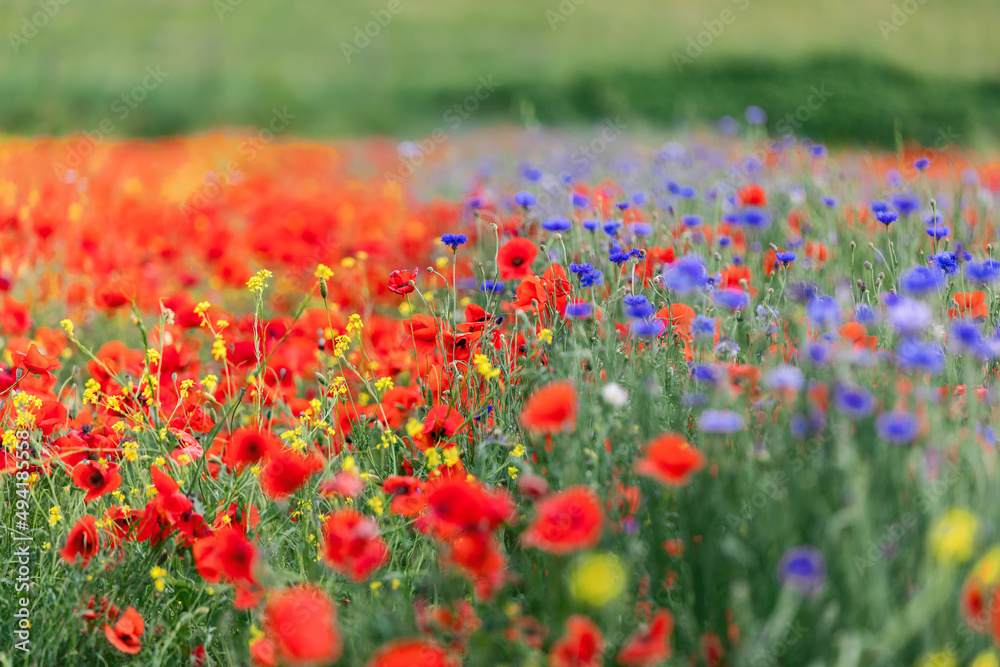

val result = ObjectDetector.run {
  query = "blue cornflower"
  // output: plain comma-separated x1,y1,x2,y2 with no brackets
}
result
899,265,944,295
541,217,572,233
765,365,805,391
926,225,950,239
778,546,826,597
632,192,647,206
891,192,921,217
572,192,589,208
480,280,505,293
718,116,739,134
833,384,876,419
822,196,838,208
741,207,772,231
806,296,840,329
876,210,898,226
745,105,767,125
896,340,945,375
811,145,827,157
914,157,930,171
888,298,932,337
580,269,604,288
582,219,599,232
930,251,960,276
630,319,664,337
623,294,648,307
441,233,468,250
691,364,723,384
682,214,702,228
806,342,830,366
664,255,709,295
564,301,593,319
523,166,543,181
630,222,653,236
615,201,630,211
698,409,745,434
871,201,890,213
854,304,876,322
609,250,631,265
714,288,748,312
775,250,797,264
678,185,697,199
626,302,655,319
966,260,1000,284
950,320,984,355
603,220,622,236
718,235,732,248
876,411,919,445
691,315,715,339
570,262,594,277
514,191,536,207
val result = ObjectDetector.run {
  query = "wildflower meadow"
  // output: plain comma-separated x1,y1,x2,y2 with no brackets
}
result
3,126,1000,667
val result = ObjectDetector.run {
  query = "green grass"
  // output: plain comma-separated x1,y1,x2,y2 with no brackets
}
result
2,0,999,144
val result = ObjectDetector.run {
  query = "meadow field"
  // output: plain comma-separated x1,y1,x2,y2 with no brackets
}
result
0,124,999,665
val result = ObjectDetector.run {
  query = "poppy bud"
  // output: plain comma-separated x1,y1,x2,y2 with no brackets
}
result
319,278,328,299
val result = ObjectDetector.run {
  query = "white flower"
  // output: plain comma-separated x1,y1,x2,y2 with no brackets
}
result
601,383,628,408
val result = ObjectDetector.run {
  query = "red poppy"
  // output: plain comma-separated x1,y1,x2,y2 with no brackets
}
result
616,609,674,666
318,470,365,499
407,314,440,355
519,380,578,435
263,586,342,666
738,184,767,207
12,343,60,378
382,475,425,516
227,427,280,468
250,637,278,667
194,526,260,585
103,606,145,654
549,615,605,667
420,405,464,448
322,509,390,582
522,486,604,554
497,238,538,280
61,515,100,565
634,433,706,487
426,478,514,534
71,459,123,502
364,639,459,667
388,267,419,295
259,448,322,499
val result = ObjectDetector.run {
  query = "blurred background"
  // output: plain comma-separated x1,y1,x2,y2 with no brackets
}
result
2,0,998,147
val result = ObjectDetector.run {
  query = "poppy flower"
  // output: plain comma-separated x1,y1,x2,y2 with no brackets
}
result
388,267,419,295
497,238,538,280
250,637,279,667
364,639,460,667
12,343,60,378
519,380,578,435
382,475,425,516
321,509,390,582
71,459,122,502
103,606,144,654
616,609,674,666
263,585,342,666
318,470,365,499
738,184,767,207
522,486,604,554
426,478,514,534
634,433,706,486
227,427,280,468
407,314,439,355
61,515,100,565
259,448,322,499
549,615,605,667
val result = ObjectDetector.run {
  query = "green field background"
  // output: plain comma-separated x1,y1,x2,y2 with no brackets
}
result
2,0,999,146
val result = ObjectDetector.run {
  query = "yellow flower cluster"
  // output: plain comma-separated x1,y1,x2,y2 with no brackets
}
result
246,268,273,293
347,314,364,336
473,353,500,380
314,264,335,280
150,566,168,592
